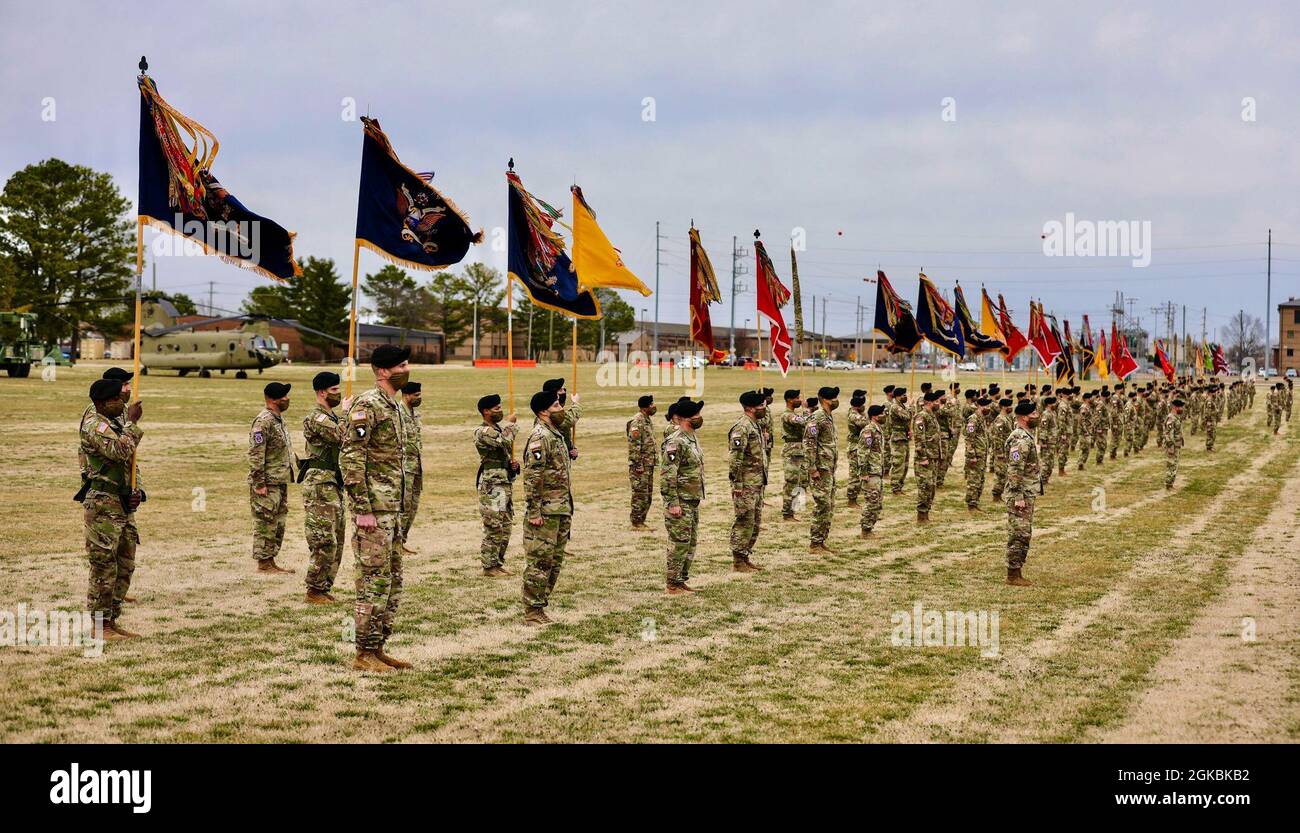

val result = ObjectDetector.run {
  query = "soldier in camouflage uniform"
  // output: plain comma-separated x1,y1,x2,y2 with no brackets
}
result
301,372,349,603
1055,391,1071,476
626,394,658,530
1164,397,1185,489
1005,401,1040,586
805,386,840,553
780,389,809,520
77,368,140,607
757,387,776,471
341,345,412,672
1267,384,1281,433
521,389,575,623
1037,396,1058,490
475,394,519,576
1096,389,1113,464
1107,386,1123,460
1204,383,1220,452
249,382,295,574
887,387,912,494
881,385,896,481
845,390,868,504
963,396,992,511
398,382,424,552
729,391,768,572
78,378,145,639
1076,391,1093,470
858,404,886,536
989,398,1013,502
662,398,705,592
1068,388,1083,455
540,378,583,459
913,390,943,522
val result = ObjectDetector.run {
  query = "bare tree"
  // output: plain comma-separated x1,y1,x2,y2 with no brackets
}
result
1220,310,1265,368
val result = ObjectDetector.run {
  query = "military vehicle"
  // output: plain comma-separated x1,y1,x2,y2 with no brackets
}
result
0,310,62,377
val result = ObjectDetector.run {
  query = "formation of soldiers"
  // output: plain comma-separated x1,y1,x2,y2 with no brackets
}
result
75,355,1287,669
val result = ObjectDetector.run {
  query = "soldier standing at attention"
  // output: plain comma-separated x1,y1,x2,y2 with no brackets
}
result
938,383,961,485
475,394,519,577
1069,387,1084,456
301,372,349,604
78,379,145,639
1096,389,1112,465
1108,385,1123,460
398,381,424,553
887,387,912,495
913,390,943,523
857,404,886,537
341,345,411,672
757,387,776,467
880,385,896,481
780,389,809,521
522,389,575,624
662,398,705,593
1203,384,1220,452
1076,391,1093,470
805,386,840,554
78,367,140,606
626,394,658,530
1164,397,1185,489
1005,401,1040,586
1055,391,1071,477
729,391,768,573
989,398,1014,502
1037,396,1057,490
541,377,582,459
845,390,868,505
249,382,295,574
964,396,992,512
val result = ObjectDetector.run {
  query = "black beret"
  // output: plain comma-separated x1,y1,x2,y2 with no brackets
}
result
761,387,775,396
739,390,765,408
1101,389,1111,397
676,399,704,418
1044,396,1057,405
1014,401,1036,416
977,397,992,406
666,403,678,419
1172,398,1185,407
400,381,422,394
924,390,942,402
370,344,410,369
920,382,932,391
850,394,866,407
805,397,818,409
638,394,654,408
883,385,896,394
818,386,839,400
784,389,801,401
999,398,1013,407
867,404,885,417
1042,384,1053,393
89,378,122,402
988,383,1000,393
964,389,977,399
313,371,341,391
102,367,134,382
478,394,502,412
542,378,565,392
264,382,291,398
852,389,867,398
894,387,907,395
530,389,558,414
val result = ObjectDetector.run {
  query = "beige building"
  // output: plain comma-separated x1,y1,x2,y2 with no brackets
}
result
1279,298,1300,376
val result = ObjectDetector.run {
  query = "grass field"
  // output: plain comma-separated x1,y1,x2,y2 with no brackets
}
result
1,359,1297,743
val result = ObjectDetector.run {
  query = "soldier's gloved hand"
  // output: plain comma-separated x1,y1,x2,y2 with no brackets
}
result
527,516,544,527
127,400,143,423
667,505,683,518
507,413,517,424
254,484,268,496
509,460,521,475
128,491,142,511
569,449,579,460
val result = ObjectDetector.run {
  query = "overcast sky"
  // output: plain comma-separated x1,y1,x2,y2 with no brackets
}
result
2,1,1298,344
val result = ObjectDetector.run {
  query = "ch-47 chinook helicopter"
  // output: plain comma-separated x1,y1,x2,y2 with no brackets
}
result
140,302,346,378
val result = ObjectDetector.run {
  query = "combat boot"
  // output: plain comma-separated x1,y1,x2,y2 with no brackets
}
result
353,650,391,672
123,595,137,603
782,514,800,523
665,583,690,595
967,505,981,514
860,529,873,539
258,559,294,574
679,583,698,593
402,543,418,555
808,543,835,555
107,620,140,638
1006,568,1033,587
630,522,650,531
100,622,131,641
482,566,509,577
375,644,412,669
917,511,930,524
733,558,758,573
305,589,334,605
846,498,860,507
523,607,552,626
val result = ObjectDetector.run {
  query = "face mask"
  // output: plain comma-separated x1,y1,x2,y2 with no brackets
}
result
690,415,703,429
754,407,767,419
325,394,342,408
276,398,291,413
647,406,658,417
557,392,567,405
489,410,503,424
410,396,423,409
829,400,840,411
1027,416,1040,429
102,401,125,419
387,371,410,389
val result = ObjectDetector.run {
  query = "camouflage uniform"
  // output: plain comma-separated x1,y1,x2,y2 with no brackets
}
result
804,407,838,546
1004,425,1040,570
757,407,775,466
963,410,988,508
1204,392,1218,451
913,407,942,514
858,419,885,533
1069,398,1083,454
248,407,294,564
988,409,1013,500
780,408,809,517
521,418,573,610
1107,397,1122,459
474,419,518,570
399,400,423,542
301,403,346,593
79,411,142,623
661,427,704,585
938,398,960,485
887,399,912,494
1037,407,1057,488
1076,400,1092,469
845,407,868,502
1056,403,1070,475
1095,397,1111,463
626,411,657,525
1163,409,1183,487
728,415,767,565
341,387,407,651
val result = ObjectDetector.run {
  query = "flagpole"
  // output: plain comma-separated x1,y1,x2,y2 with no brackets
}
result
869,336,877,403
756,314,763,391
129,215,144,490
571,317,578,393
345,240,360,398
506,274,515,415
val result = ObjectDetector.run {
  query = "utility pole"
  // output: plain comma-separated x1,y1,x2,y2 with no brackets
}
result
653,220,663,353
1181,304,1187,374
208,281,214,317
821,296,827,359
1265,228,1272,375
472,294,479,362
526,300,534,361
729,235,749,356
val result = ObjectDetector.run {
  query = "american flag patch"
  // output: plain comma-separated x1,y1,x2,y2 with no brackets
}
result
351,410,367,421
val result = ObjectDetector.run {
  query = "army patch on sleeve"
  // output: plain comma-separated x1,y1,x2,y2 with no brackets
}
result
865,436,873,447
806,425,818,437
351,410,367,421
96,422,109,434
1011,450,1020,462
354,426,367,439
253,431,264,444
732,436,743,448
316,413,329,423
532,448,543,461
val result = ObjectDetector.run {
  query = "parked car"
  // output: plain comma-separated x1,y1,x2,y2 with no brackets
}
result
675,354,707,369
801,358,822,367
1287,368,1297,378
957,362,979,372
824,359,854,370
